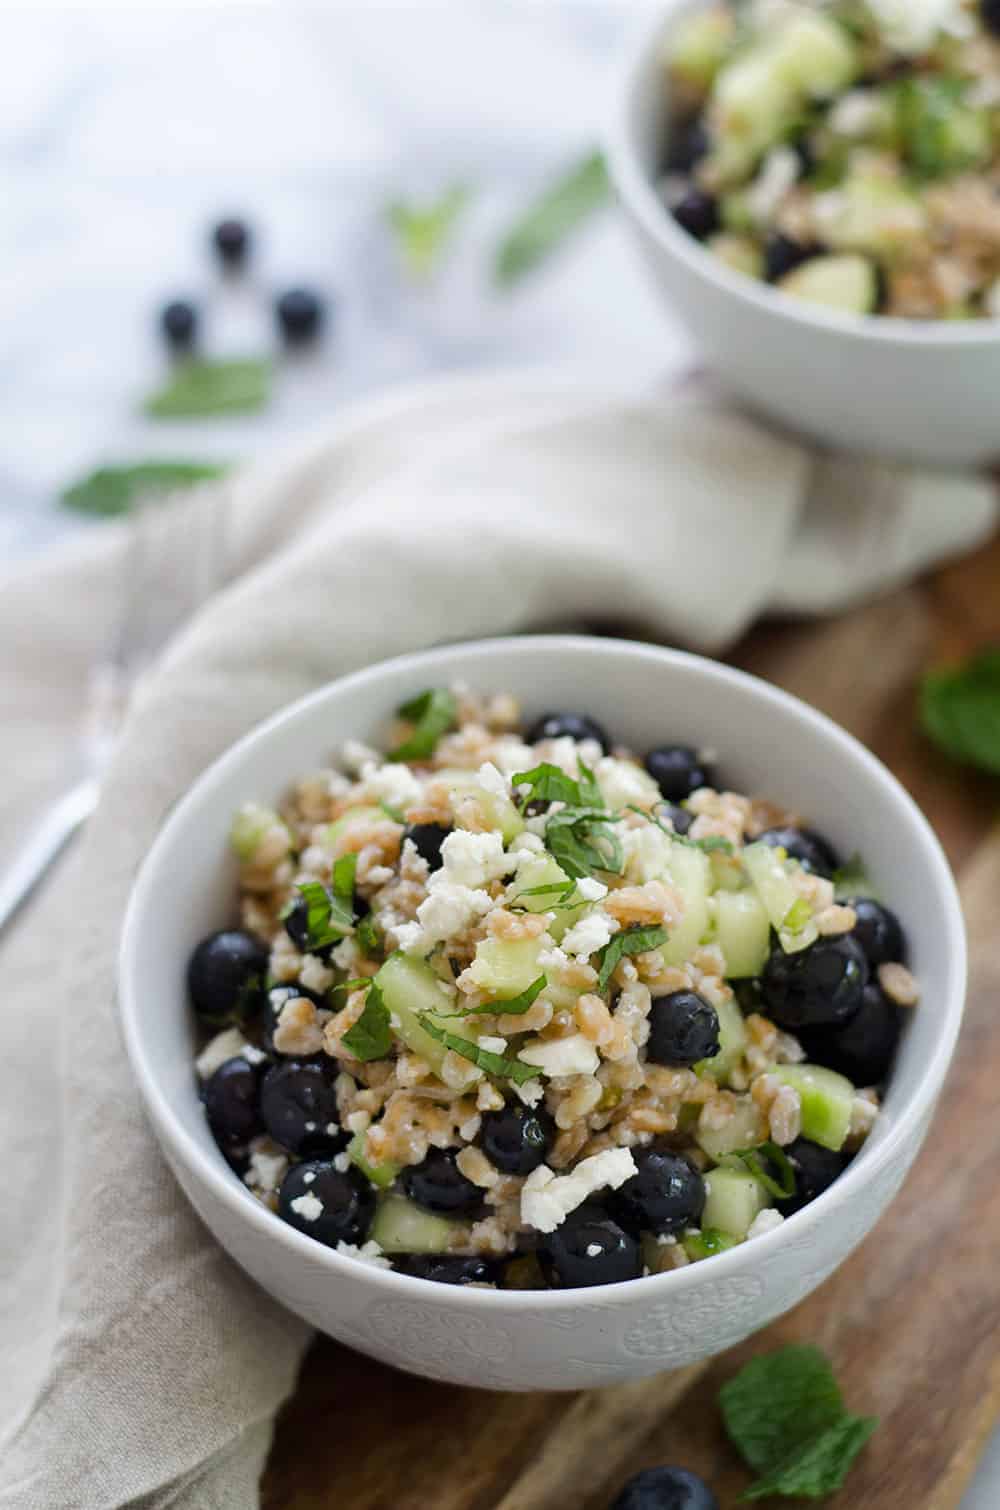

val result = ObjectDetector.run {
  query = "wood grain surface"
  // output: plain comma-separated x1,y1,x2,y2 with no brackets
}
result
262,533,1000,1510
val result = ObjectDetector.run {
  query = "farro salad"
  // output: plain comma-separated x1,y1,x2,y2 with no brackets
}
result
189,687,919,1289
661,0,1000,318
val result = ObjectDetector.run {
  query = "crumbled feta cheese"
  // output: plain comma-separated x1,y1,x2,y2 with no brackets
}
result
440,829,517,889
511,1077,545,1108
196,1027,248,1080
828,88,885,138
594,755,660,813
302,1170,316,1185
331,935,361,972
509,831,545,858
521,1148,637,1234
476,761,509,800
490,739,536,777
747,1208,785,1241
561,909,617,960
341,738,380,774
537,944,571,974
300,954,335,993
477,1035,508,1055
867,0,969,53
304,1120,317,1133
240,1043,268,1066
540,736,585,775
585,1242,603,1259
336,1239,392,1269
346,1110,370,1134
398,875,494,955
459,1114,482,1141
360,759,423,811
245,1145,288,1193
576,876,607,902
333,1151,351,1173
518,1033,601,1078
289,1193,323,1223
745,145,800,226
621,822,672,883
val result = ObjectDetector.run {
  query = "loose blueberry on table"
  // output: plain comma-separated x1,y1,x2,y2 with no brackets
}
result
610,1465,718,1510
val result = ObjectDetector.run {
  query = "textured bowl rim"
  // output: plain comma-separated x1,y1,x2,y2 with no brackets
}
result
605,0,1000,349
119,634,967,1312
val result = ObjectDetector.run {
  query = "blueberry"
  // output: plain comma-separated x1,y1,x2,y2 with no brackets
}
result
761,934,867,1030
264,982,326,1051
203,1056,263,1153
666,120,710,175
671,189,719,241
403,822,451,872
800,982,901,1086
283,888,366,956
657,801,693,836
647,992,720,1067
276,287,325,347
391,1254,499,1285
278,1160,375,1247
610,1148,705,1237
524,711,611,752
611,1465,719,1510
537,1203,641,1288
160,299,198,351
982,0,1000,38
775,1137,849,1217
644,745,715,802
479,1104,554,1176
848,897,905,968
402,1147,483,1215
764,233,816,283
756,825,839,878
260,1059,344,1156
188,929,268,1025
212,217,251,268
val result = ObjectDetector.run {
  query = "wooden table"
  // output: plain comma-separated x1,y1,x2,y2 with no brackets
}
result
263,533,1000,1510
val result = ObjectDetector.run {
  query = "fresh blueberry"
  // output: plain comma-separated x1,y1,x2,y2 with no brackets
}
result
403,823,451,872
537,1203,642,1288
276,287,325,346
188,929,268,1025
402,1147,483,1215
160,299,198,351
212,217,251,268
756,825,840,878
524,711,611,752
671,189,719,241
800,981,901,1086
203,1056,263,1153
260,1060,344,1156
391,1254,499,1285
848,897,905,967
764,233,816,282
647,992,721,1066
610,1465,719,1510
264,982,326,1051
610,1148,705,1237
761,934,867,1030
644,745,715,802
478,1104,554,1176
982,0,1000,38
666,120,710,175
278,1160,375,1247
657,801,693,836
775,1137,849,1217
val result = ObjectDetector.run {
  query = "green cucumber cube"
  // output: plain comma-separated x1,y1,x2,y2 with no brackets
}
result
370,1194,459,1254
771,1063,855,1151
702,1165,771,1239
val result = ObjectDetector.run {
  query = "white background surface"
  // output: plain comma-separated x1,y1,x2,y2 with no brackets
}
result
1,2,997,1501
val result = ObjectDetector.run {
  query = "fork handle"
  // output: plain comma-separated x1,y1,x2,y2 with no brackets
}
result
0,778,100,940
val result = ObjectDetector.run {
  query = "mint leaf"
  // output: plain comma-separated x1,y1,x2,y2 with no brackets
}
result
782,897,812,934
691,835,734,854
60,460,229,517
388,688,458,762
508,879,579,912
143,358,271,418
341,981,392,1062
575,758,603,808
494,149,611,287
511,762,584,808
329,976,373,1008
545,805,623,880
595,924,669,990
416,1015,541,1085
281,879,354,952
831,853,871,901
920,648,1000,776
742,1413,877,1501
355,914,381,958
733,1142,797,1201
683,1227,737,1261
331,853,357,904
720,1346,851,1480
386,184,472,281
480,974,547,1016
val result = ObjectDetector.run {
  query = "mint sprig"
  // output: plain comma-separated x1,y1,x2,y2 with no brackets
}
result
60,460,229,517
595,924,669,990
416,1015,541,1085
388,688,458,762
920,648,1000,776
385,185,472,282
732,1142,796,1201
494,149,611,287
143,357,271,417
511,762,583,808
281,877,354,952
341,980,392,1062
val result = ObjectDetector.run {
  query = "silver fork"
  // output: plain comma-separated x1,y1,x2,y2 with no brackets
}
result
0,483,228,939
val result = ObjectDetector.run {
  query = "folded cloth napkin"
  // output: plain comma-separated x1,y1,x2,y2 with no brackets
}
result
0,371,994,1510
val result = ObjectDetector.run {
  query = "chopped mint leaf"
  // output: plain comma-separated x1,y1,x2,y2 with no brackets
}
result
341,981,392,1062
733,1142,797,1201
494,149,611,287
385,184,472,282
388,688,458,762
595,924,669,990
60,460,229,518
831,853,871,900
509,879,579,911
683,1227,737,1261
575,758,603,809
482,974,547,1016
355,914,381,958
692,835,734,854
782,897,813,934
331,853,357,903
920,648,1000,776
281,879,354,952
512,762,584,808
627,805,731,853
742,1414,878,1501
417,1015,541,1085
378,799,405,823
328,976,373,1007
143,358,271,418
545,804,623,880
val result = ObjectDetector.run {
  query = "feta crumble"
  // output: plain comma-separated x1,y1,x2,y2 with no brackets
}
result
518,1033,601,1078
336,1239,393,1269
521,1148,637,1234
289,1193,324,1223
576,876,608,902
196,1027,248,1080
561,908,618,960
476,761,509,800
747,1208,786,1241
440,829,517,889
360,759,423,811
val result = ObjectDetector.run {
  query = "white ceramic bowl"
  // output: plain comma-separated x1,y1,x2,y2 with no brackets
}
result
119,636,965,1390
606,1,1000,467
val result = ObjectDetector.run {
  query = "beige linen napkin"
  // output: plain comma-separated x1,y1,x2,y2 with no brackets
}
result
0,373,994,1510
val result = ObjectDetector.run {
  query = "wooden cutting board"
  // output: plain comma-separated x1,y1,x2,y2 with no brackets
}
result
262,533,1000,1510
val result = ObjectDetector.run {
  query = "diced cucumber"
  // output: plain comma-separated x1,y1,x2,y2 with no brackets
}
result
505,854,587,943
709,849,747,893
702,1165,772,1239
374,953,460,1075
370,1193,459,1254
465,936,544,999
230,802,286,862
596,759,662,813
779,253,878,315
323,805,383,851
436,767,524,843
666,6,736,91
771,1064,855,1151
348,1130,400,1190
715,889,771,979
711,49,798,170
770,12,856,100
695,992,749,1085
696,1096,768,1162
683,1227,738,1261
707,232,764,281
720,189,756,234
659,842,711,966
743,842,817,954
815,176,926,258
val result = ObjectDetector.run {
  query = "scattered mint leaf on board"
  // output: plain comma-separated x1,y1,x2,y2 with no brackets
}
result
144,357,271,418
386,185,472,281
388,688,458,762
341,981,392,1062
742,1414,878,1501
60,460,229,518
920,649,1000,776
417,1015,541,1085
595,925,669,990
281,880,354,952
494,149,612,287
